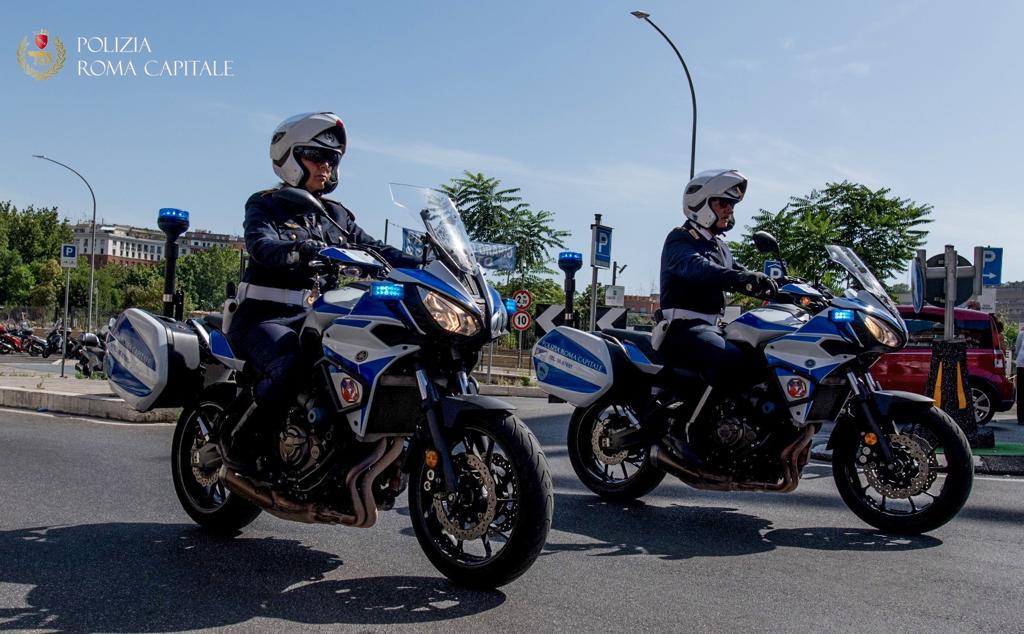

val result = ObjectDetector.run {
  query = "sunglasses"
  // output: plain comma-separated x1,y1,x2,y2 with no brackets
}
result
295,147,341,167
710,197,738,208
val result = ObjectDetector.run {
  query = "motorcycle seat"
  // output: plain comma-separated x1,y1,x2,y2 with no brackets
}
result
203,313,224,332
600,328,663,365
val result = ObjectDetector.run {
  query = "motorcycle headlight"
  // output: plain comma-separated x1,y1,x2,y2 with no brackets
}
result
863,314,901,348
419,289,480,336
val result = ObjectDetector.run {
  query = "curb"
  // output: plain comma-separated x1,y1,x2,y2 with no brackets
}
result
0,383,548,424
811,443,1024,477
0,386,178,423
477,384,548,398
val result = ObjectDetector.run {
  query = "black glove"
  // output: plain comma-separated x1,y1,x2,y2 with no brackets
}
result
737,271,778,298
297,239,327,262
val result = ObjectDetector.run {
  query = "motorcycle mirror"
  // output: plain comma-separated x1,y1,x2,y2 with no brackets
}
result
752,231,780,255
272,187,327,215
108,317,116,329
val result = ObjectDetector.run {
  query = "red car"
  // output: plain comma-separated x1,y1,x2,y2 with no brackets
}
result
872,305,1014,424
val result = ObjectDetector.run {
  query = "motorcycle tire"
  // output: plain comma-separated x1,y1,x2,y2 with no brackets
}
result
832,406,973,534
408,413,552,589
568,401,665,502
171,384,261,533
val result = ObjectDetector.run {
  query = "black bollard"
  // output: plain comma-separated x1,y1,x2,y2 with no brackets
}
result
157,208,190,319
558,251,583,329
926,338,995,448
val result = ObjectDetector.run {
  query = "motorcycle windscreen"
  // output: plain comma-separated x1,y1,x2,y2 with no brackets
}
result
532,326,614,407
105,308,201,411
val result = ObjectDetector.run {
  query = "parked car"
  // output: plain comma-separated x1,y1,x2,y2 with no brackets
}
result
872,305,1014,424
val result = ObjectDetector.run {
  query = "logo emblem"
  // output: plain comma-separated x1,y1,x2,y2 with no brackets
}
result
355,350,368,362
17,29,66,80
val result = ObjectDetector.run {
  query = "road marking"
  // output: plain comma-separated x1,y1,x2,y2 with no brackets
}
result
0,406,173,427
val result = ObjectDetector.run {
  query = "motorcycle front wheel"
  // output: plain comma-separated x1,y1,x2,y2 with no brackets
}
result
409,414,552,589
833,406,973,534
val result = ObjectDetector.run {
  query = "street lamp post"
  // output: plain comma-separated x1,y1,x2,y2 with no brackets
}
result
630,10,698,179
33,155,98,332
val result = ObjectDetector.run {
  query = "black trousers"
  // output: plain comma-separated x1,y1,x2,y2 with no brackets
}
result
658,319,754,389
226,300,307,408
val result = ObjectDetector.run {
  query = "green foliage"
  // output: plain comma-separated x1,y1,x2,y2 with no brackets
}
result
493,276,565,309
730,182,931,293
177,246,243,311
0,201,73,306
440,171,569,278
998,313,1018,357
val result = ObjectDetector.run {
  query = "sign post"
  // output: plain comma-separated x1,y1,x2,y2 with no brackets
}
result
59,244,77,378
589,214,612,331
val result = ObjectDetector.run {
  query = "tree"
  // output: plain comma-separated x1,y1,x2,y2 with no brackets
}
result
177,246,243,311
730,182,931,292
440,172,569,280
0,201,73,306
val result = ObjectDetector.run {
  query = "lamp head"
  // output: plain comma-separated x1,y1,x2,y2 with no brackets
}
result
158,208,190,241
558,251,583,275
631,10,650,19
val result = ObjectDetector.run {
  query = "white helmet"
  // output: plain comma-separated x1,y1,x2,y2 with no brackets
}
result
270,112,347,194
682,169,748,231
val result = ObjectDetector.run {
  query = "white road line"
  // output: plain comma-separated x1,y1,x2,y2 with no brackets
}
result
0,406,173,427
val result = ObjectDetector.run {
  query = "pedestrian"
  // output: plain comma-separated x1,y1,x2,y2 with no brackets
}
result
1015,328,1024,424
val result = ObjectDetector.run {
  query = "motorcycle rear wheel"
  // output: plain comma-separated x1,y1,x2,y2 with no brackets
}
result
832,406,973,534
408,414,552,589
171,385,261,533
568,402,665,501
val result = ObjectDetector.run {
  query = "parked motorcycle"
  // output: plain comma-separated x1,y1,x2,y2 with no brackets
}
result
105,185,552,588
0,323,28,355
533,233,973,535
11,322,46,357
72,327,106,377
42,322,72,358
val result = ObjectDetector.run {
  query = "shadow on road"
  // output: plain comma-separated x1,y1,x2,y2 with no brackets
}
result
0,522,504,631
764,527,941,551
547,493,943,560
546,492,773,560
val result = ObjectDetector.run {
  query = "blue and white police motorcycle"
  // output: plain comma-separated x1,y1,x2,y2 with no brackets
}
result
106,185,552,588
533,233,972,534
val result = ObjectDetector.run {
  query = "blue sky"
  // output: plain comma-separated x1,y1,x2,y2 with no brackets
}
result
3,0,1022,294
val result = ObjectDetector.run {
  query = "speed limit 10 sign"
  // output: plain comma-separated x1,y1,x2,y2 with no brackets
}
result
512,289,533,310
511,310,532,331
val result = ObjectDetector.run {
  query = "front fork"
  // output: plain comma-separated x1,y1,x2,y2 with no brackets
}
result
845,370,898,464
414,367,465,496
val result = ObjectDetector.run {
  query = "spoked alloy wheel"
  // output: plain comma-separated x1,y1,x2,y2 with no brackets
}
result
171,387,260,532
970,385,994,425
409,415,552,588
833,406,973,534
568,402,665,501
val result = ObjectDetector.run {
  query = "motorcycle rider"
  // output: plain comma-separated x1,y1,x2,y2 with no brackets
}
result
653,169,777,459
222,112,419,473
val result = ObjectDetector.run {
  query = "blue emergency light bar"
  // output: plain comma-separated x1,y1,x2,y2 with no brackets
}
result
158,208,190,222
558,251,583,264
370,281,404,299
505,298,518,313
830,309,855,323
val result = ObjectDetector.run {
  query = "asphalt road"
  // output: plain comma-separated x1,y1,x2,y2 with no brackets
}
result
1,400,1022,633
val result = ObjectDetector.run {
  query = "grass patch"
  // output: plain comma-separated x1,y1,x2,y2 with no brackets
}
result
970,442,1024,457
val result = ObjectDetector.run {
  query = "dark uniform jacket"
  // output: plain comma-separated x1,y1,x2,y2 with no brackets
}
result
229,188,419,336
659,221,753,316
